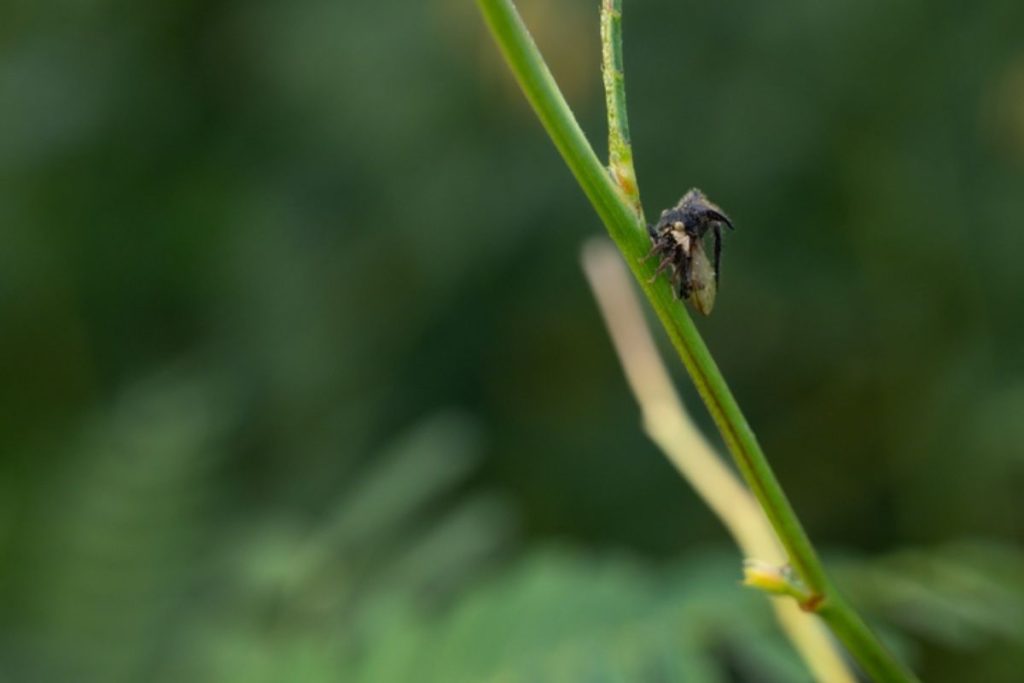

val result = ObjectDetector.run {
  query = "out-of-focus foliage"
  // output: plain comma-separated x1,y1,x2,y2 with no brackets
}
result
2,0,1023,681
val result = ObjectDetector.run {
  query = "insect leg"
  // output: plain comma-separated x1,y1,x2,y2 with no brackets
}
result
641,241,659,262
712,225,722,285
647,253,675,284
677,275,691,299
677,256,694,299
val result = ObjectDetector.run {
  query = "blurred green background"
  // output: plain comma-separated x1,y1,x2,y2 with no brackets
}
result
3,0,1024,681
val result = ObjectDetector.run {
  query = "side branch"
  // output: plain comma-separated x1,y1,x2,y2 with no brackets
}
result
601,0,641,217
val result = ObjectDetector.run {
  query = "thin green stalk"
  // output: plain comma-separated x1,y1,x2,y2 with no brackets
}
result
474,0,918,681
600,0,641,217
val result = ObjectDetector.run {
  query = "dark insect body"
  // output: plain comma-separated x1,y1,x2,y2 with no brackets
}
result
645,188,734,314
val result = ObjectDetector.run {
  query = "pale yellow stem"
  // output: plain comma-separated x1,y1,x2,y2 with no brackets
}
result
581,238,856,683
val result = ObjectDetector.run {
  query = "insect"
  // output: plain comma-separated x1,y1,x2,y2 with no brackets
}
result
645,188,734,315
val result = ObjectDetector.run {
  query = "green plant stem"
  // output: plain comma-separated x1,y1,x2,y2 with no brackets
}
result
600,0,641,216
474,1,917,681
